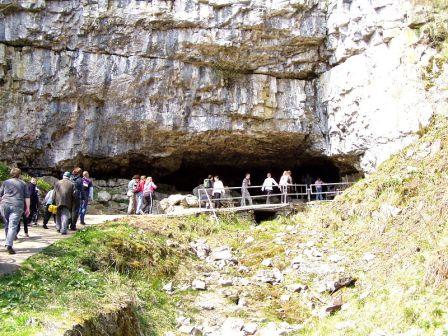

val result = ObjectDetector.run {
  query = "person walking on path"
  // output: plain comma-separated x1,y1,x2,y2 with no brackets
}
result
127,175,139,215
212,176,225,209
0,168,30,254
79,171,93,225
54,172,74,235
279,171,290,204
261,173,279,204
18,177,39,237
70,168,83,231
240,173,253,206
136,175,146,215
315,177,324,201
142,177,157,214
42,188,55,229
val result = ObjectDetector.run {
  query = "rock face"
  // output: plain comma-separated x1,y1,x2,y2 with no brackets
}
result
0,0,446,176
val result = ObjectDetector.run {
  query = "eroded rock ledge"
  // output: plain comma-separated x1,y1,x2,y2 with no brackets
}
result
0,0,446,179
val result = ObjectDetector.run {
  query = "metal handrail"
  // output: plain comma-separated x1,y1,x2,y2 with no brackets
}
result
309,182,354,194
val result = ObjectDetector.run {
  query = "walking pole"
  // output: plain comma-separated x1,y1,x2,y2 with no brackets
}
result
205,189,219,223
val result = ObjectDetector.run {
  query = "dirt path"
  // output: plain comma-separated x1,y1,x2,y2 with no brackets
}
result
0,214,125,275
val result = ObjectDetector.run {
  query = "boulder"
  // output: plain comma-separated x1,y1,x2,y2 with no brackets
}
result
97,190,112,203
112,193,129,202
210,246,233,261
40,176,58,187
167,194,186,206
185,195,199,207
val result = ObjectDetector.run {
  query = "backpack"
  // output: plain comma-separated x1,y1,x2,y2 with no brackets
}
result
204,179,212,188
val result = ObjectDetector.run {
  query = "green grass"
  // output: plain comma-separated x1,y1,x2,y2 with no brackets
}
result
0,221,182,335
0,214,254,335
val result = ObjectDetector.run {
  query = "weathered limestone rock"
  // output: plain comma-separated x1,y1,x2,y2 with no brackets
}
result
0,0,445,176
97,190,112,203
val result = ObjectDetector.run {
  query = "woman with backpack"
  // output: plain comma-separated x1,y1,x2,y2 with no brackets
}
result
142,177,157,214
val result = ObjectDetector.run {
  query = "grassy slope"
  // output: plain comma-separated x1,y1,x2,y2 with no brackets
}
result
0,215,252,336
296,114,448,334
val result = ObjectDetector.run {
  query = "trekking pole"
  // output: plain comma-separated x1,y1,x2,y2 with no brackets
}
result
204,189,219,223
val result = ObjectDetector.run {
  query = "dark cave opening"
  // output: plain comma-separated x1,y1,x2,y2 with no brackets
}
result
61,153,358,194
157,157,343,192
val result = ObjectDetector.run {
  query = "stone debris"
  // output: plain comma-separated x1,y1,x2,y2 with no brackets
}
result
220,317,245,335
261,258,273,267
197,300,215,311
190,240,211,260
286,283,308,293
254,268,284,284
243,322,258,335
244,236,255,244
280,294,291,302
363,252,376,262
210,246,233,261
192,279,207,290
329,277,357,294
328,254,344,263
218,278,233,287
163,282,174,293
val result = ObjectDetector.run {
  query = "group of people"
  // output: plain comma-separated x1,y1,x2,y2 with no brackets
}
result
127,175,157,215
0,167,93,254
202,171,325,208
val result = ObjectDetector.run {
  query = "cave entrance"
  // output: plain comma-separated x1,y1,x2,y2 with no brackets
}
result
157,156,346,193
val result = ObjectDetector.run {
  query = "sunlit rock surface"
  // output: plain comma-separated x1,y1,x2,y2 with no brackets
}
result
0,0,445,175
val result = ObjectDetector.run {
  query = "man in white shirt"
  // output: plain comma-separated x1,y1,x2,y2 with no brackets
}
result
212,176,225,208
261,173,279,204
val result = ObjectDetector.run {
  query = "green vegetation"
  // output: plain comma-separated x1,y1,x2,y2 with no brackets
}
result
0,162,52,193
0,215,252,336
291,114,448,334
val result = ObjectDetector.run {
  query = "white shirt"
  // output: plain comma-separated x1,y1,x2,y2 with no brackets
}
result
279,175,289,186
212,181,225,194
262,177,278,191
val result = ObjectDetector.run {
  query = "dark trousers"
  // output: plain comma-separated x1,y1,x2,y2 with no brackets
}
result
213,193,222,208
70,198,81,230
43,205,56,226
142,194,153,214
18,214,29,235
265,190,273,204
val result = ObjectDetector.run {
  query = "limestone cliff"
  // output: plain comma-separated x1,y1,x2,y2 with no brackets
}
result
0,0,446,177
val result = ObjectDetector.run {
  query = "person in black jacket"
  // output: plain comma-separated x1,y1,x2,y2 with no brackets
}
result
18,177,39,238
69,167,83,231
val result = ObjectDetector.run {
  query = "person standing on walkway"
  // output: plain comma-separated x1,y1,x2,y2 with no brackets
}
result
279,171,289,204
28,177,39,225
212,176,225,209
142,177,157,214
0,168,30,254
136,175,146,215
261,173,279,204
70,168,83,231
315,177,324,201
42,188,55,229
241,173,253,206
54,172,74,235
79,171,93,225
127,175,139,215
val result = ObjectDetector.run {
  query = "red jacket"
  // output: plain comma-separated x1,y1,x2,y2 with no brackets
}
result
137,180,146,193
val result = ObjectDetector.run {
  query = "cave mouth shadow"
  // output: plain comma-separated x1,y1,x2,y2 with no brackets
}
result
49,152,360,194
156,157,350,193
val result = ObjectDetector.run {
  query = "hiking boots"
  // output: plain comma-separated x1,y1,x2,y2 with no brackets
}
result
6,246,15,255
43,225,49,229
